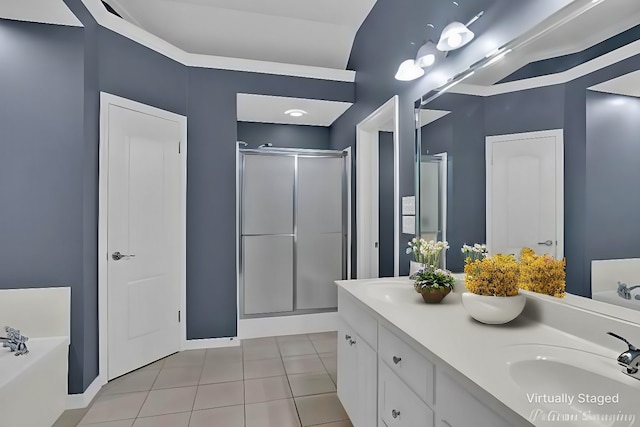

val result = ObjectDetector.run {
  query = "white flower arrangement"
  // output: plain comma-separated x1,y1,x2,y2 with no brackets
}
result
406,238,449,267
461,243,488,263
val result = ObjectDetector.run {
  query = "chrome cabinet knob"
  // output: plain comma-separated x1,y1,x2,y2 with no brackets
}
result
349,339,356,346
112,251,136,261
392,356,402,365
345,334,351,341
392,409,400,419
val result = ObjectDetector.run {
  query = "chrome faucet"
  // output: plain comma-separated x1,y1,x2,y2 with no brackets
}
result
616,281,640,300
0,326,29,356
608,332,640,379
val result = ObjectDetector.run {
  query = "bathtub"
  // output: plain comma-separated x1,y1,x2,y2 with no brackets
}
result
0,287,70,426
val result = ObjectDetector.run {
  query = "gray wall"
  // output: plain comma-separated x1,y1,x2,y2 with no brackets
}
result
378,132,394,277
237,122,331,150
0,19,91,394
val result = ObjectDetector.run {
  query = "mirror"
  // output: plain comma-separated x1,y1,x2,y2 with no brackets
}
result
415,0,640,314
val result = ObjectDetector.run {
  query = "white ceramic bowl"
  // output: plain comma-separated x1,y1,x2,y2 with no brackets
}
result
461,292,526,324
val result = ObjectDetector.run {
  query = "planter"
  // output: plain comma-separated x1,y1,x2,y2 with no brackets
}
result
409,261,426,275
419,287,451,304
461,292,526,324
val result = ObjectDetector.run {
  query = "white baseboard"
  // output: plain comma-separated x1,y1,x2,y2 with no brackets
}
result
66,375,103,410
238,312,339,339
182,337,240,351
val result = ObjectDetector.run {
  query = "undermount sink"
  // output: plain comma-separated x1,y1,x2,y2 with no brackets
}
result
364,281,417,304
504,344,640,426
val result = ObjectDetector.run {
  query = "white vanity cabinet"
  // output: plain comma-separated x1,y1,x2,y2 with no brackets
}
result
337,293,378,427
337,287,521,427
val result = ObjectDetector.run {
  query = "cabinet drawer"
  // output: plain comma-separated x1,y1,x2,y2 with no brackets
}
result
379,325,434,406
338,290,377,349
379,362,433,427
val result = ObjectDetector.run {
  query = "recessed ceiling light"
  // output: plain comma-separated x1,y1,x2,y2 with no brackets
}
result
284,109,307,117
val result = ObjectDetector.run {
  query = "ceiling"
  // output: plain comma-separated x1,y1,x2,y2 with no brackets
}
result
105,0,377,69
466,0,640,86
590,70,640,98
0,0,82,26
237,94,352,126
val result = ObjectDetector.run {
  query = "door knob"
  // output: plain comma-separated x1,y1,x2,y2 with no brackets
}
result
537,240,553,246
112,251,136,261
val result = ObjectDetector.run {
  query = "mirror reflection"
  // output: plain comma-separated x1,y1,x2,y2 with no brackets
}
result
416,0,640,313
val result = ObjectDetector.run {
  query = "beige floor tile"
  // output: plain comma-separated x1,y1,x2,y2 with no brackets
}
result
206,346,243,362
80,421,134,427
200,360,243,384
102,370,160,395
278,340,317,357
163,350,206,368
242,343,280,361
189,405,245,427
329,371,337,385
138,387,197,417
243,357,285,379
193,381,244,410
153,366,202,389
288,372,336,397
79,392,147,424
319,353,337,374
244,376,292,403
295,393,348,426
54,408,88,427
242,337,277,347
139,359,165,371
310,338,337,354
314,421,353,427
283,354,326,375
307,332,337,342
276,334,311,344
245,399,301,427
132,412,191,427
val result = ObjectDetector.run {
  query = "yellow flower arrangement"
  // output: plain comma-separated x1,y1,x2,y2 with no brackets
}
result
464,254,520,297
518,248,566,298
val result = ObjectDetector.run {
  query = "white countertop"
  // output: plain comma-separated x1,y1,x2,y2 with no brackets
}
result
336,277,640,426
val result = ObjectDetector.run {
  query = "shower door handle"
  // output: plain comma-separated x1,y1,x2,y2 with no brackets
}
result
537,240,553,246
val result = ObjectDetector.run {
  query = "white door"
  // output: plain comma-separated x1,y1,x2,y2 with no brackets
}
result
487,130,563,259
106,103,182,379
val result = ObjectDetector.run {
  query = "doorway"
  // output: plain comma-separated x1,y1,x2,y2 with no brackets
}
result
99,93,187,381
486,129,564,259
356,96,400,279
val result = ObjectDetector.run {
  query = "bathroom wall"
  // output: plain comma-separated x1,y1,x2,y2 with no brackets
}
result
237,122,331,150
378,131,394,278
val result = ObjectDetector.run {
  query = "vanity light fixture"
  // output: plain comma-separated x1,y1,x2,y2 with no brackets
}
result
284,109,307,117
415,41,444,68
394,59,425,81
437,10,484,52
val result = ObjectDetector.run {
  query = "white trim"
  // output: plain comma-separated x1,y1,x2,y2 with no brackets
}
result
451,38,640,97
485,129,564,259
345,146,353,280
435,152,448,270
356,96,400,278
66,375,102,410
81,0,355,82
181,338,241,351
238,312,339,339
98,92,188,384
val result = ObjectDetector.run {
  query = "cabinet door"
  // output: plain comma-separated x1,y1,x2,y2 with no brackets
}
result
436,370,511,427
337,323,357,423
355,336,378,427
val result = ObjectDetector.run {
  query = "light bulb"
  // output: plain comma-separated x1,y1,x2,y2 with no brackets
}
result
418,54,435,68
448,33,463,48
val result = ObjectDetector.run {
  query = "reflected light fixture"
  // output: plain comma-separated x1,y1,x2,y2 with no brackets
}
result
284,109,307,117
415,41,442,68
437,10,484,52
394,59,425,81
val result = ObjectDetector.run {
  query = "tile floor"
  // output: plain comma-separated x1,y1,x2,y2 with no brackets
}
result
54,332,352,427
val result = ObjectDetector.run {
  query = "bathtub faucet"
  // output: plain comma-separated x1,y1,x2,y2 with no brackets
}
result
0,326,29,356
617,281,640,300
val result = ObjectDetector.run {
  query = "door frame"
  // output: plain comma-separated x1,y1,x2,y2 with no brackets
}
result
98,92,187,384
485,129,564,259
356,95,400,278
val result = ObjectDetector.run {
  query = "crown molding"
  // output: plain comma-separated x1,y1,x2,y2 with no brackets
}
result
449,38,640,97
81,0,355,82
